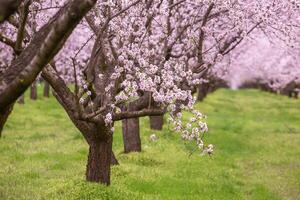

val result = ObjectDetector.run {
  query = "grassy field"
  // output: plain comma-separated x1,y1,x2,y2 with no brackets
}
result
0,88,300,200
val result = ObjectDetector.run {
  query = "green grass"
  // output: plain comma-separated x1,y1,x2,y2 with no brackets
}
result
1,87,300,200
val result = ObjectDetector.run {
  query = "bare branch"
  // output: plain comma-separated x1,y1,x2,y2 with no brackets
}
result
113,108,166,121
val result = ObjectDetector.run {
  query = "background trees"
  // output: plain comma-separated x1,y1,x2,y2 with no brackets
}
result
224,33,300,94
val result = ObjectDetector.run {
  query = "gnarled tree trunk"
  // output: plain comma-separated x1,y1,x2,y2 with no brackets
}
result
150,115,164,130
122,117,141,153
0,105,13,137
43,64,118,185
86,127,113,185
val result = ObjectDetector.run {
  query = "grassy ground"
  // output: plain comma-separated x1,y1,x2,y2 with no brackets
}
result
0,87,300,200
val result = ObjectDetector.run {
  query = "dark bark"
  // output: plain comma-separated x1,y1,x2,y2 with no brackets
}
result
30,82,37,100
0,0,22,24
86,127,113,185
0,105,13,137
122,118,141,153
150,115,164,130
14,0,31,54
197,82,210,101
43,81,50,98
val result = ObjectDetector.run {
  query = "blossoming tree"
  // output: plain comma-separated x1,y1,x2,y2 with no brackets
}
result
42,0,299,185
42,0,210,184
225,34,300,93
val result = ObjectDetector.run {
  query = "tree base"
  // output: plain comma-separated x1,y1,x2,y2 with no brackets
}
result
149,115,164,130
122,118,141,153
0,105,13,137
86,134,112,185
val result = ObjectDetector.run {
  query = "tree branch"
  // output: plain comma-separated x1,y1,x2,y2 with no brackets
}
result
113,108,166,121
0,0,22,24
14,0,31,54
0,34,16,48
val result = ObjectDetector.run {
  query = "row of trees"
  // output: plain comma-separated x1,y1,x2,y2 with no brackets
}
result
225,34,300,97
0,0,299,185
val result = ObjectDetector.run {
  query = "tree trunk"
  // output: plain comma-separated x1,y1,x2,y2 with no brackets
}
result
150,115,164,130
122,118,141,153
17,95,25,104
43,81,50,98
0,105,13,138
30,82,37,100
197,83,209,101
86,132,113,185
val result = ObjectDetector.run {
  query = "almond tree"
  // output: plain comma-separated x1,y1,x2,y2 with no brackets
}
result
42,0,210,185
